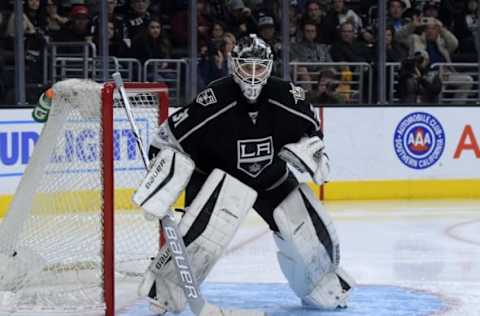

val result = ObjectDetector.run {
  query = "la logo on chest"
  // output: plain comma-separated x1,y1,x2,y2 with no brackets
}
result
237,136,274,177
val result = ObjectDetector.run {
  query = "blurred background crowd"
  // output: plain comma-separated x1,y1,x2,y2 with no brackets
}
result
0,0,479,105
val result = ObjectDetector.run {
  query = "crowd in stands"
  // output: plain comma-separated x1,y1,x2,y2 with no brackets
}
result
0,0,479,104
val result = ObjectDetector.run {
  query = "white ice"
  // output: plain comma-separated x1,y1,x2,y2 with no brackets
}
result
204,199,480,316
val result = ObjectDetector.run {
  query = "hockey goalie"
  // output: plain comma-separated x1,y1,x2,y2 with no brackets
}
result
133,34,354,314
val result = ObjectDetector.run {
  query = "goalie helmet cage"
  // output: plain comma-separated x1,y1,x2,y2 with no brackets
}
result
0,79,168,316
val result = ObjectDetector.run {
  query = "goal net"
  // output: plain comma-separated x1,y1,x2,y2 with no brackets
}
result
0,79,169,315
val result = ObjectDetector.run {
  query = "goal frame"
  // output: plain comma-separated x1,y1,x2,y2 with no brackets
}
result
101,81,168,316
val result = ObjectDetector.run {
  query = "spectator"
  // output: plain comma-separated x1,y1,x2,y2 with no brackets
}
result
91,0,128,43
398,49,442,103
198,33,235,90
6,0,47,38
310,69,346,104
385,25,408,62
291,19,332,63
54,5,93,43
210,21,226,50
330,21,372,62
45,0,69,36
322,0,364,44
423,1,440,19
291,19,332,88
397,16,473,102
94,20,130,57
129,17,171,64
300,0,326,42
387,0,408,32
5,0,47,83
257,14,280,57
125,0,151,40
225,0,257,39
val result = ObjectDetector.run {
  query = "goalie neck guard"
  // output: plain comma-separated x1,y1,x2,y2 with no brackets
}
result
230,34,273,103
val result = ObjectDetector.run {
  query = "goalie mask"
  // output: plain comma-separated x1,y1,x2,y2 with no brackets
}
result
230,34,273,103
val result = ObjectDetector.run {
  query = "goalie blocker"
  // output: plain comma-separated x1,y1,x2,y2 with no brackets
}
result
138,168,258,314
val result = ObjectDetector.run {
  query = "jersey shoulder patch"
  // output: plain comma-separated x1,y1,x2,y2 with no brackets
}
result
288,83,306,105
196,88,217,106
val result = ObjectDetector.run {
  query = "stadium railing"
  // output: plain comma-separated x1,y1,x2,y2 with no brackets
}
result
289,61,373,104
143,58,188,107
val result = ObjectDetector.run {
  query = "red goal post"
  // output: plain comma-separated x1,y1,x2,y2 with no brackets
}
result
0,80,169,316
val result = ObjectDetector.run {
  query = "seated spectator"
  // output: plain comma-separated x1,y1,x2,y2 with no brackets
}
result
387,0,408,32
309,69,346,104
398,50,442,103
257,14,281,57
46,0,69,36
5,0,46,83
291,19,332,88
257,14,282,75
91,0,128,44
6,0,47,38
397,16,473,102
125,0,151,40
210,21,226,51
385,25,408,62
94,20,130,58
225,0,257,40
423,1,440,20
300,0,326,42
129,17,171,64
53,5,93,43
198,33,235,90
322,0,364,44
330,21,372,62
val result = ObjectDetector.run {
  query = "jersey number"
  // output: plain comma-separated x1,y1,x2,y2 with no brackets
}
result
171,108,189,128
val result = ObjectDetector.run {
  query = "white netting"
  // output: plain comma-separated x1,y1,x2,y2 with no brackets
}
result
0,80,166,315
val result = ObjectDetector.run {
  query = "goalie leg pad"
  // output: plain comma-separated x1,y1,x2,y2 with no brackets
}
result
273,184,354,309
139,169,257,314
132,147,195,220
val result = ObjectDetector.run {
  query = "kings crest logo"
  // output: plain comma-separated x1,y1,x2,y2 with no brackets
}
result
393,112,445,170
196,88,217,106
237,137,274,177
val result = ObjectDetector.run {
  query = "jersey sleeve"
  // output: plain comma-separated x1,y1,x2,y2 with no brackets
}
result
268,78,324,140
165,80,237,161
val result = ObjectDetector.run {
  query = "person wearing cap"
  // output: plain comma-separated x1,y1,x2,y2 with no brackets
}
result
257,14,279,53
423,1,440,19
226,0,257,39
387,0,408,32
53,5,93,43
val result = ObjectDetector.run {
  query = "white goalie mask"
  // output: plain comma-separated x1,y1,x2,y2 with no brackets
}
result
230,34,274,103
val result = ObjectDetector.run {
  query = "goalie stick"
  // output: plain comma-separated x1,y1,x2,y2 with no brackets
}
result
113,72,265,316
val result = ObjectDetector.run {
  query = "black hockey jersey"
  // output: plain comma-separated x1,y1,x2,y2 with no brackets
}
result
166,76,322,192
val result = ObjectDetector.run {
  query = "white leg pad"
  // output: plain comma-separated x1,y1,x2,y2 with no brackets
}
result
273,184,354,309
139,169,257,314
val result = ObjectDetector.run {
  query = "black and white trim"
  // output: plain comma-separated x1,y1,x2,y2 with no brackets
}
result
268,98,320,131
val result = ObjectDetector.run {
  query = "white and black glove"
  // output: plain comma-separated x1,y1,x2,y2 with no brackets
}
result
278,136,330,185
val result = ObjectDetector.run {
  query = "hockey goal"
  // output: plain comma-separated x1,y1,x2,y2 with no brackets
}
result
0,79,169,315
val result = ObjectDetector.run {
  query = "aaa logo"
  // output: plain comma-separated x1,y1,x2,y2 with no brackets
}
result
394,112,445,169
